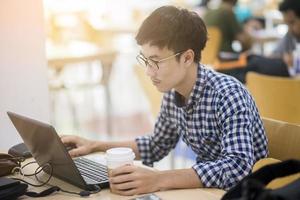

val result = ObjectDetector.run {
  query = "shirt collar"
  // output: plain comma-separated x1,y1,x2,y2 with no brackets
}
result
173,64,207,109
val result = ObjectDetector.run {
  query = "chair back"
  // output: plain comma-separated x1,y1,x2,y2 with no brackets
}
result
262,117,300,160
201,26,222,65
246,72,300,125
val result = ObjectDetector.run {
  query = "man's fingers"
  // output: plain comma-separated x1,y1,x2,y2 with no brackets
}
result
111,165,135,177
61,136,80,150
110,173,134,184
111,181,137,191
68,148,84,157
60,135,76,144
68,149,77,157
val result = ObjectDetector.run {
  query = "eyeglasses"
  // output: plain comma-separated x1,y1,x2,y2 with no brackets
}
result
136,51,183,71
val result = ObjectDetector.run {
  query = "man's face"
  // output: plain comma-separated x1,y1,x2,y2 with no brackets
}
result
139,43,188,93
283,10,300,38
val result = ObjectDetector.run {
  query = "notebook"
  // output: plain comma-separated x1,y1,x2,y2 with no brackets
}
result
7,111,109,191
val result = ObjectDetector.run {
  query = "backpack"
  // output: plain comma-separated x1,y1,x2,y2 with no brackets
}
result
222,159,300,200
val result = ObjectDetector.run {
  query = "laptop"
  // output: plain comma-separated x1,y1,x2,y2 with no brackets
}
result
7,111,109,191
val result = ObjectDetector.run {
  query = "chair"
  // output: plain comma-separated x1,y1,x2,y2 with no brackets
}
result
252,117,300,189
201,26,222,65
246,72,300,125
262,117,300,160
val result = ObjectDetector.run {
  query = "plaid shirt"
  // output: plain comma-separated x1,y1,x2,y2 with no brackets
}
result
136,65,268,190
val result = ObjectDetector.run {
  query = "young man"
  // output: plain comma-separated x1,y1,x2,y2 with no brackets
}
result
62,6,267,195
271,0,300,70
219,0,300,83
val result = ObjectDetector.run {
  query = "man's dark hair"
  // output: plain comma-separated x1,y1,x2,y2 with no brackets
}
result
279,0,300,18
135,6,207,63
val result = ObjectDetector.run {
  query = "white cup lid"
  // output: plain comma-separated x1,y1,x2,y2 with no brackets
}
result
106,147,135,161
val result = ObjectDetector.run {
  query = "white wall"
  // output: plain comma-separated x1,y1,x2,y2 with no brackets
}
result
0,1,50,150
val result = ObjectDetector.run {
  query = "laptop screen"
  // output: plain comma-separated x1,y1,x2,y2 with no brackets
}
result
7,111,87,189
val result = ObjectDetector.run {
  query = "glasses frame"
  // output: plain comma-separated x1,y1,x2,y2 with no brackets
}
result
136,51,184,71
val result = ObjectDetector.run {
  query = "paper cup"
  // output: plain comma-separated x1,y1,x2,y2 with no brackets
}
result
106,147,135,170
106,147,135,192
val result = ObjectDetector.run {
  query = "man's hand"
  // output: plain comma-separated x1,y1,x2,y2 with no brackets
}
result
283,52,293,68
60,135,95,157
61,136,140,159
109,165,160,196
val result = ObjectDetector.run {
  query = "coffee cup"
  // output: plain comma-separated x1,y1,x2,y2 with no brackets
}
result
106,147,135,170
106,147,135,192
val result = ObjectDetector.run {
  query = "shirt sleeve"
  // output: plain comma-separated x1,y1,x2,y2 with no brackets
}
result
135,96,179,166
192,89,255,190
271,37,287,58
271,33,295,58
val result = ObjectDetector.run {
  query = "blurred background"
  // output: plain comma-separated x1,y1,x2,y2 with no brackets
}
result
0,0,291,169
44,0,286,134
43,0,287,169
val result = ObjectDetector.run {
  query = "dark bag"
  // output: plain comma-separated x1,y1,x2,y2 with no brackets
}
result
0,177,28,200
222,159,300,200
0,153,24,176
8,143,32,158
0,177,60,200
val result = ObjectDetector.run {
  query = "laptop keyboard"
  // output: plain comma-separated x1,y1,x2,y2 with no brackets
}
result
74,157,108,184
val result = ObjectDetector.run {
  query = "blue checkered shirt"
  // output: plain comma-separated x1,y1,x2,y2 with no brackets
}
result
135,65,268,190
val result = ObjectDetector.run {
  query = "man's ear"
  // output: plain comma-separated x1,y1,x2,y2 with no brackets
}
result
182,49,194,66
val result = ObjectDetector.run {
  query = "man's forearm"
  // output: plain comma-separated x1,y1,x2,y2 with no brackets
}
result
90,140,141,159
157,168,203,190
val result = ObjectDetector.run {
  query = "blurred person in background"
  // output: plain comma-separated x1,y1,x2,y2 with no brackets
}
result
271,0,300,69
218,0,300,83
246,0,300,78
61,5,267,195
204,0,252,53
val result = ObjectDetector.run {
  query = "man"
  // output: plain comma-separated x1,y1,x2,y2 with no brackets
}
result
247,0,300,77
204,0,252,53
62,6,267,195
220,0,300,83
271,0,300,72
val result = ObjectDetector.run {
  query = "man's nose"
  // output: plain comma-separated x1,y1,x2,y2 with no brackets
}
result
145,65,156,77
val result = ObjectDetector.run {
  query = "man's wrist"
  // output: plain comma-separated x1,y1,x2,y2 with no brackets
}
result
156,171,170,191
155,169,203,190
90,140,104,153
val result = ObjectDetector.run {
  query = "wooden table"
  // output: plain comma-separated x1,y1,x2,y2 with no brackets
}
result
12,156,225,200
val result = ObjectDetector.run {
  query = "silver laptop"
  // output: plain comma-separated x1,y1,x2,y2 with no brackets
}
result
7,111,109,191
